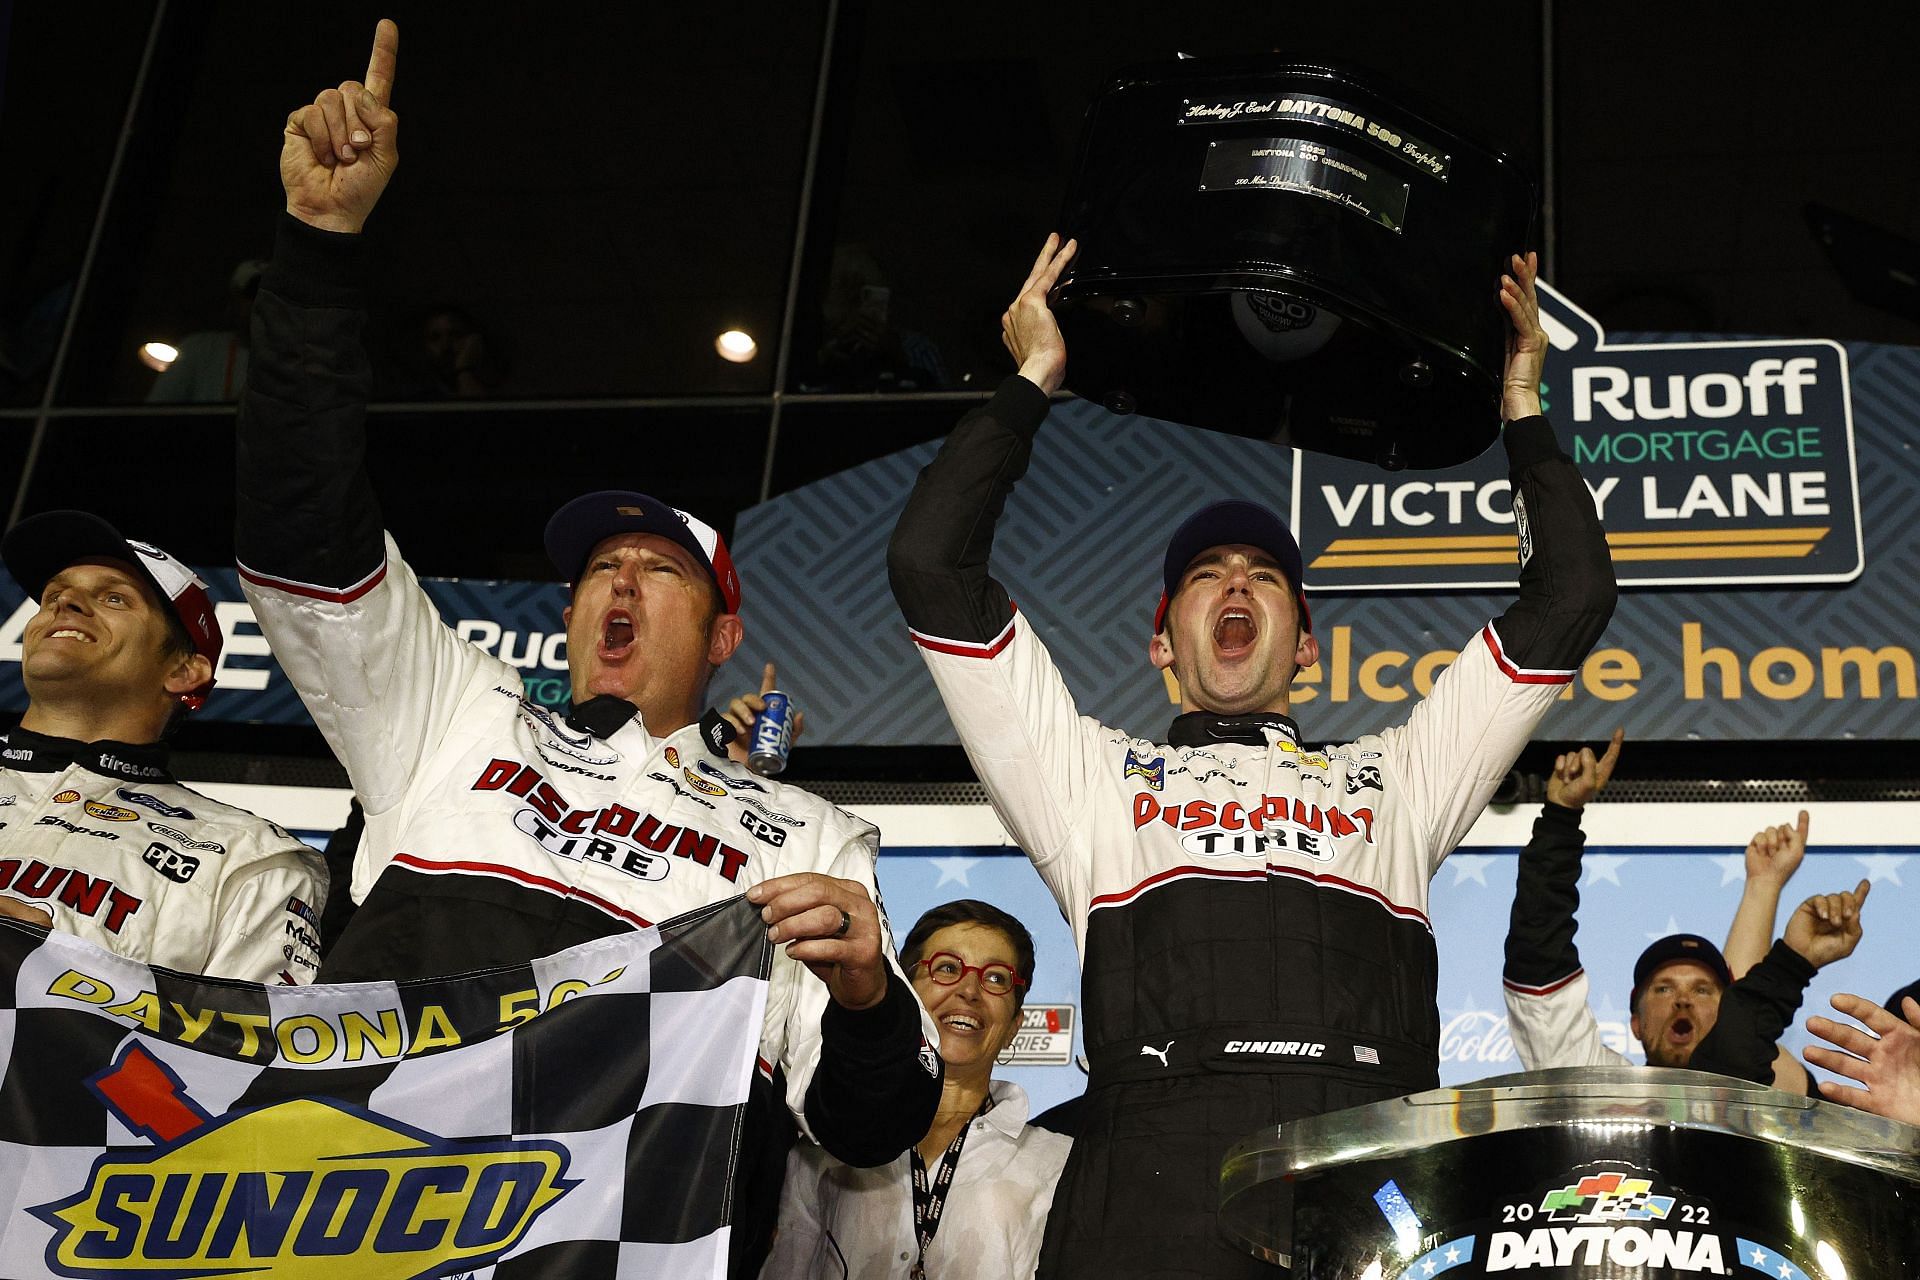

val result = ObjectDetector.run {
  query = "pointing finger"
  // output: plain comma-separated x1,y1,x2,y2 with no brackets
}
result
364,18,399,107
760,661,778,696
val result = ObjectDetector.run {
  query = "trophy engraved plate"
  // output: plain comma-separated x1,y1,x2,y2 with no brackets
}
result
1198,137,1412,233
1056,57,1536,470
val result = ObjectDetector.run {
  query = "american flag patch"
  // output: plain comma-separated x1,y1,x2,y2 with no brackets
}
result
1353,1044,1380,1065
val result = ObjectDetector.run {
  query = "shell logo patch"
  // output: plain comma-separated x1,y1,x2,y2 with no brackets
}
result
53,790,82,805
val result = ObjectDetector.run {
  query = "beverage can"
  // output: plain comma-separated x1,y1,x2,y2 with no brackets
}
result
747,690,794,776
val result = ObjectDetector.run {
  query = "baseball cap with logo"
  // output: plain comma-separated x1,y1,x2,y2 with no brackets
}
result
2,511,223,709
544,490,741,614
1630,934,1734,1008
1154,498,1310,634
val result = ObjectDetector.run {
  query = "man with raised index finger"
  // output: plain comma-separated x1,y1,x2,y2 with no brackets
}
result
232,22,940,1272
888,235,1618,1277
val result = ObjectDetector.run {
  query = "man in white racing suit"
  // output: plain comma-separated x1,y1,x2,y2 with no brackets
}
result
888,236,1617,1277
232,23,938,1273
2,511,326,982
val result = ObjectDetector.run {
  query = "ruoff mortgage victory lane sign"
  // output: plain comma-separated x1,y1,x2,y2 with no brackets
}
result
1292,282,1862,590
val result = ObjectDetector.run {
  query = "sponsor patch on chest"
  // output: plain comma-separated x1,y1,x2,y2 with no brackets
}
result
1132,792,1375,863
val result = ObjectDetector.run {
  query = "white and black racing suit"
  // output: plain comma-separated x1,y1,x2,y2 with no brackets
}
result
0,730,326,983
233,214,941,1275
888,375,1617,1278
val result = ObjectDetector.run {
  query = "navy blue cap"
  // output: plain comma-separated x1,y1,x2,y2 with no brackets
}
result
1155,499,1309,633
543,491,740,612
1631,934,1733,1006
1886,979,1920,1017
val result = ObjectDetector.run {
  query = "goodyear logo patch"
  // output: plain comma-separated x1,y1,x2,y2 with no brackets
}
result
32,1046,574,1278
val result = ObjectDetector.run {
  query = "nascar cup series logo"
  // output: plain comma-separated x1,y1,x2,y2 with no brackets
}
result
32,1045,573,1278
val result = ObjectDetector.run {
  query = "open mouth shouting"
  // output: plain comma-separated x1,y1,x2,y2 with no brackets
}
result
1213,606,1258,659
1666,1016,1695,1047
599,609,636,661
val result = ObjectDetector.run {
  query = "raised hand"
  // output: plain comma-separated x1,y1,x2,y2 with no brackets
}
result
1745,810,1809,887
1782,879,1871,970
723,661,807,766
1545,727,1623,812
746,872,889,1010
1001,234,1077,397
1499,251,1547,422
283,19,401,234
1805,992,1920,1126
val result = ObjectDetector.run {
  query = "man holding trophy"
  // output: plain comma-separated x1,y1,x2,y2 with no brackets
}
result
889,235,1617,1276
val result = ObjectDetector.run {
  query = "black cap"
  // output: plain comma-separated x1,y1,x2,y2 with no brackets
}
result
543,490,740,613
1631,934,1734,1007
1154,499,1308,633
1886,979,1920,1017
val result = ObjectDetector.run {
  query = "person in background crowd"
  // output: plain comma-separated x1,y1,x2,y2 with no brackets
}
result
1806,987,1920,1125
1502,730,1871,1085
146,259,267,403
765,900,1071,1280
235,23,938,1273
889,232,1615,1280
0,511,326,981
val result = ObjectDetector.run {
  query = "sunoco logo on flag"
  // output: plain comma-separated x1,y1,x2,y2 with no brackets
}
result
0,898,771,1279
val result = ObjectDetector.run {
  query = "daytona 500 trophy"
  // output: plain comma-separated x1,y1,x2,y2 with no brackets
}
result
1219,1066,1920,1277
1051,57,1535,470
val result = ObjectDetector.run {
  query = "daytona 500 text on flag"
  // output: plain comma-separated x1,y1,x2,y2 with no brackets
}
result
0,896,771,1279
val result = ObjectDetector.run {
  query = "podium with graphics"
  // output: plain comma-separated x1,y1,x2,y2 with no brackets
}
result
1220,1066,1920,1277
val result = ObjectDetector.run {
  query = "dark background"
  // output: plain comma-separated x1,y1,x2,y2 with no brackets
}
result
8,2,1918,569
3,2,1918,783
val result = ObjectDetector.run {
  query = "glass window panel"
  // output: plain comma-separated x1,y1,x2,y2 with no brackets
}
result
0,2,158,408
12,405,771,580
54,3,825,406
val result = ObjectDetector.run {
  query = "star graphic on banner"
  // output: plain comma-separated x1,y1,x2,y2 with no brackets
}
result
1445,1245,1462,1264
1853,854,1907,886
1645,915,1683,942
928,856,982,888
1450,855,1494,886
1583,854,1629,887
1778,1263,1793,1279
1423,1261,1437,1276
1751,1247,1770,1267
1710,853,1747,888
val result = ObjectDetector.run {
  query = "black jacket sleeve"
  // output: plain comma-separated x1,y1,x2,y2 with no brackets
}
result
1504,802,1589,990
234,214,386,588
1489,417,1619,670
803,975,942,1166
887,374,1051,642
1690,939,1817,1085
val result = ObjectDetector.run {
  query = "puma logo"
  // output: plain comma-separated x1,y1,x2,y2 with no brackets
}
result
1140,1041,1174,1067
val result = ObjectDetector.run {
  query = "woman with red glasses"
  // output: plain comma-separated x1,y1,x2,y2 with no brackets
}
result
764,899,1071,1279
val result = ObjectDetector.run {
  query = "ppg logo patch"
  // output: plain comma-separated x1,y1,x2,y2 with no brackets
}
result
141,843,199,884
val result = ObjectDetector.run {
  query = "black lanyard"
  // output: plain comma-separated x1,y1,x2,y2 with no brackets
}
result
908,1095,994,1280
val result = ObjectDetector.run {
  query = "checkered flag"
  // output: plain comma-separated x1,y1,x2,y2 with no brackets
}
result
0,896,770,1278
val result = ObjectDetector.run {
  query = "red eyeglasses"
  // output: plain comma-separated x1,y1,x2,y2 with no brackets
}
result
914,953,1026,996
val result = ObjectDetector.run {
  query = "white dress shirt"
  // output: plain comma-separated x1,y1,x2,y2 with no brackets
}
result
761,1079,1072,1279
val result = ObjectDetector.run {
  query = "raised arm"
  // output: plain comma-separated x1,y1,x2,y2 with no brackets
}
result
236,18,400,597
886,235,1074,644
1384,256,1618,855
1502,732,1631,1069
1692,879,1869,1090
1723,812,1807,977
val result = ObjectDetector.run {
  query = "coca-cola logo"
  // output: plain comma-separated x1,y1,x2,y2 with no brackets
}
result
1438,1011,1518,1065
